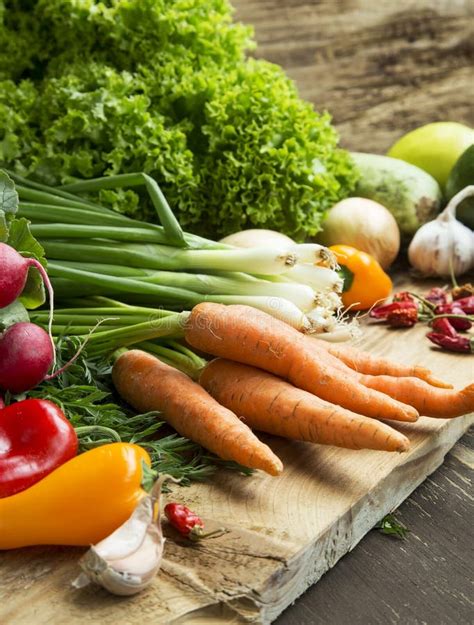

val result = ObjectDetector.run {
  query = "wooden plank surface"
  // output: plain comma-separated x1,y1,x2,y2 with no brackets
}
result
275,431,473,625
1,274,472,624
234,0,474,153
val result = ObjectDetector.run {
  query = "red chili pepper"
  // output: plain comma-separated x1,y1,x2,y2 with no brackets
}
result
370,301,417,320
0,399,78,498
434,304,472,331
386,307,418,327
426,332,473,354
164,503,226,541
454,296,474,315
392,291,415,303
431,317,458,338
425,287,449,306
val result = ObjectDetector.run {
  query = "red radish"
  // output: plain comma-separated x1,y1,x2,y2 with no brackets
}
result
0,242,55,365
0,243,53,310
0,322,54,394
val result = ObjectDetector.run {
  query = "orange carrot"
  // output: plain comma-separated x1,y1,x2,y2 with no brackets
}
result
360,375,474,418
314,340,452,389
112,350,283,476
185,303,418,422
201,359,410,452
307,342,466,415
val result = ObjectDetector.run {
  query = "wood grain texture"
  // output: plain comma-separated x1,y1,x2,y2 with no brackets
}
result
276,431,473,625
234,0,474,152
1,275,472,624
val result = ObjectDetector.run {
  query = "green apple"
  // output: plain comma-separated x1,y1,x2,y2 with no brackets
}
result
387,122,474,189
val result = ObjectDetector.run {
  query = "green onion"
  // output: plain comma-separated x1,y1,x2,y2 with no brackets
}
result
41,240,300,274
6,169,104,209
60,172,185,247
54,261,317,312
284,264,343,293
18,203,158,229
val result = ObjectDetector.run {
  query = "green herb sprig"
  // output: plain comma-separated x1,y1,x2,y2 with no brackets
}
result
376,513,409,540
31,340,252,484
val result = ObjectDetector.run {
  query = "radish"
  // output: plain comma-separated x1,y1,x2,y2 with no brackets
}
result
0,243,53,310
0,322,54,394
0,242,55,363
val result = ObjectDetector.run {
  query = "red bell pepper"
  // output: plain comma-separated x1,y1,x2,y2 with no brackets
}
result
0,399,78,498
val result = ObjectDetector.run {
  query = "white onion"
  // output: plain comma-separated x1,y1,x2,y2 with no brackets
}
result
318,197,400,269
219,229,295,249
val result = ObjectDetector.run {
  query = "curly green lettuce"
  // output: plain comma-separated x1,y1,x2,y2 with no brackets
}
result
0,0,357,239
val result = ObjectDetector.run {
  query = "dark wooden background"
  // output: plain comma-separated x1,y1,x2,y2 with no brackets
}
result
235,0,474,153
233,2,474,623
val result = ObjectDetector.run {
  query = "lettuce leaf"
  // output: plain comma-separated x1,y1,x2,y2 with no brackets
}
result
0,0,357,240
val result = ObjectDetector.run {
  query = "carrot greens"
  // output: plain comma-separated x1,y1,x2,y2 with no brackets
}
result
29,340,251,482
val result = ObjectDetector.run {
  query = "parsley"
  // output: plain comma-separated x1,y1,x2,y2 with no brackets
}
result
31,341,252,484
376,513,410,540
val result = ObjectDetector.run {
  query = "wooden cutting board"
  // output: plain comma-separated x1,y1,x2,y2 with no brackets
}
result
1,278,473,625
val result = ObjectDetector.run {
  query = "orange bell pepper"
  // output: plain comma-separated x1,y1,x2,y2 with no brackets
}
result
0,442,150,549
330,244,392,311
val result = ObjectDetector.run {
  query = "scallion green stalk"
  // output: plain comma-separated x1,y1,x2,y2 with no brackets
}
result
18,203,156,229
60,172,186,247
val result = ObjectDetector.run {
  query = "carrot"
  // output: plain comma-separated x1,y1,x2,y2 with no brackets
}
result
359,375,474,418
185,303,419,422
201,359,410,452
315,340,452,389
307,342,466,415
112,350,283,476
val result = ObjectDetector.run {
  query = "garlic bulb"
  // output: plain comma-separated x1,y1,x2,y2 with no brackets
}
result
408,186,474,277
72,475,176,596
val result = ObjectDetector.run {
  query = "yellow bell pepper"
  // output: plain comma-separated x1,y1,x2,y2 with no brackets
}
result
330,244,392,311
0,442,150,549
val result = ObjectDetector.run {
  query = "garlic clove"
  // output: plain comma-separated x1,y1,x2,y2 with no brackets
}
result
72,474,177,596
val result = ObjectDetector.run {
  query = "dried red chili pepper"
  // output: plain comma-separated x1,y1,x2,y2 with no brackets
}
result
0,399,78,498
425,287,449,306
164,503,226,541
434,304,472,331
386,307,418,327
392,291,415,303
431,317,458,338
426,332,473,354
370,301,417,320
454,296,474,315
